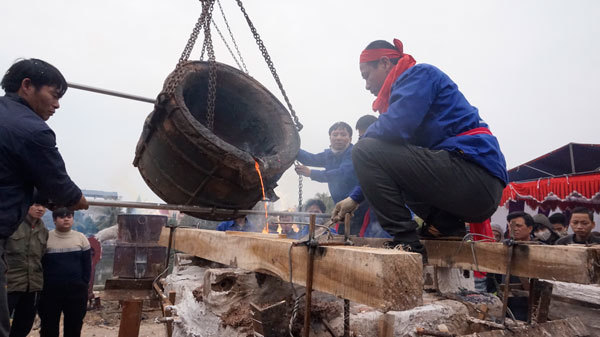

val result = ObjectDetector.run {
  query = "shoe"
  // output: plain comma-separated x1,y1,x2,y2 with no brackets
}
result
419,221,466,239
383,240,428,264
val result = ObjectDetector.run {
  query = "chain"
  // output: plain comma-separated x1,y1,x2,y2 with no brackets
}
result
235,0,303,131
165,3,209,95
164,0,217,130
216,0,248,73
211,19,244,71
202,0,217,131
298,175,303,212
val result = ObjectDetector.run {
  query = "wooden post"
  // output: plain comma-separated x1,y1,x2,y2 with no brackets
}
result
378,313,395,337
168,291,176,305
166,291,177,337
118,300,143,337
528,279,553,323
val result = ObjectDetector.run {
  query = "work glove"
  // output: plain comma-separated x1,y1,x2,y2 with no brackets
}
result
331,197,359,223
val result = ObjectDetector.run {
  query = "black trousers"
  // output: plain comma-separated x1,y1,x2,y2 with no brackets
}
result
38,285,87,337
352,138,504,242
7,291,38,337
0,239,10,337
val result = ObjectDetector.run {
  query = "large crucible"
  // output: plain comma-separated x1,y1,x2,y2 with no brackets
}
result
134,61,300,220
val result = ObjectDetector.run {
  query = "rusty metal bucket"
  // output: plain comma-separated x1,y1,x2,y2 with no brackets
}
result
134,61,300,220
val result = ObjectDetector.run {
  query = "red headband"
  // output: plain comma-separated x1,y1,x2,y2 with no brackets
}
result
359,38,404,63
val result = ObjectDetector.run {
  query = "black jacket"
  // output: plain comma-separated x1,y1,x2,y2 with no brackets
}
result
0,93,81,238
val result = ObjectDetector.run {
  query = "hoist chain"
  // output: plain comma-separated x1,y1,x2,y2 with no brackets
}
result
211,19,244,72
166,0,217,131
298,175,304,212
202,0,218,131
235,0,303,132
216,0,248,73
165,2,210,95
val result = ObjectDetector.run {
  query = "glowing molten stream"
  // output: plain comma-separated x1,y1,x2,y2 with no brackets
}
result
254,160,269,233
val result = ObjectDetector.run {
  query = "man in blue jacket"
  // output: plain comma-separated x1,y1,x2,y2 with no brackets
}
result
295,122,367,234
1,59,88,336
332,39,507,260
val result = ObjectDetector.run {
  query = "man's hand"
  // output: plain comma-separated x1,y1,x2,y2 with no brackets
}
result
295,164,311,177
71,195,89,211
331,197,359,223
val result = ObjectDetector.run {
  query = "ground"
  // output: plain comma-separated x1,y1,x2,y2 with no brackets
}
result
27,292,166,337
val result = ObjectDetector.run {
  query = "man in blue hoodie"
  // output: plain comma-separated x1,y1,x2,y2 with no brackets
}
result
1,59,88,336
332,39,507,261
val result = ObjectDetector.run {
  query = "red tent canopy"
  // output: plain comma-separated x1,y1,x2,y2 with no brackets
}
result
500,143,600,212
500,172,600,211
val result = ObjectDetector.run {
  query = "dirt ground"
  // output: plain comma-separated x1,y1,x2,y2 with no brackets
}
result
27,293,166,337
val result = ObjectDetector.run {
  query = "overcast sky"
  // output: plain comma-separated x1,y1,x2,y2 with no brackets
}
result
2,0,599,210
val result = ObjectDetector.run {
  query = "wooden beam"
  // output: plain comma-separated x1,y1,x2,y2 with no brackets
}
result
349,237,600,284
158,228,423,311
423,240,600,284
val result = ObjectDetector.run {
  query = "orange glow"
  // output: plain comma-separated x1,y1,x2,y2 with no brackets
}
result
292,224,299,232
254,160,269,233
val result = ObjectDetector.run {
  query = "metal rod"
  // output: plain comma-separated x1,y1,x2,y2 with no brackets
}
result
164,226,176,270
343,213,351,337
303,214,316,337
68,82,155,104
86,199,330,219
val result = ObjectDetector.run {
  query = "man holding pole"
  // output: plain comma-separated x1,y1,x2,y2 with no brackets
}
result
1,58,88,336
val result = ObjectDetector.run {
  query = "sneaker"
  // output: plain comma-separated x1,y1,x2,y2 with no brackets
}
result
383,240,428,264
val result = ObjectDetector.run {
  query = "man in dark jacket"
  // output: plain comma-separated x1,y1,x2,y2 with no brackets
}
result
332,39,507,260
295,122,367,234
0,58,88,336
556,207,600,245
6,203,48,337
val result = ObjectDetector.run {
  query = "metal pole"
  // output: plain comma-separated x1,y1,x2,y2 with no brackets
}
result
164,225,176,269
569,143,576,174
68,82,155,104
343,213,351,337
303,214,316,337
86,199,330,219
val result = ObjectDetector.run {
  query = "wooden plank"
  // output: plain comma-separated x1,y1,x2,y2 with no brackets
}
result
158,227,423,311
422,240,600,284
